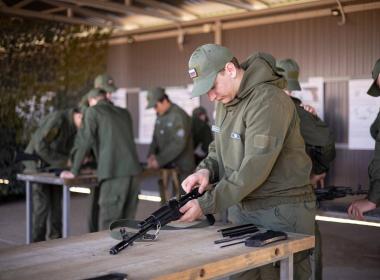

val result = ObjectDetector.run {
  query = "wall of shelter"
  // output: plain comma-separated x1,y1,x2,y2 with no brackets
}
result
106,9,380,189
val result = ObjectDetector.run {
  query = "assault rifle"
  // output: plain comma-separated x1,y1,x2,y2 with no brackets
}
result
109,187,215,255
315,186,368,202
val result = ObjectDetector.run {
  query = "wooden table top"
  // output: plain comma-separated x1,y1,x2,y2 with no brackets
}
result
0,225,314,280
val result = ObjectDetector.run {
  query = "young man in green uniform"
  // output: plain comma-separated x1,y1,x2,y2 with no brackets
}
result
191,106,213,165
24,108,83,242
277,58,336,280
348,58,380,219
61,88,142,230
146,87,195,184
179,44,316,280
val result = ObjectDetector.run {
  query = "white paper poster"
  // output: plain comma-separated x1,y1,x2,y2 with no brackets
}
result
138,86,200,144
349,79,380,150
111,88,127,108
293,77,325,120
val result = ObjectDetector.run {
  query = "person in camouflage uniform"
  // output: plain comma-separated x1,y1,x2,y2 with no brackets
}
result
61,88,142,230
179,44,316,280
348,59,380,219
191,106,213,165
24,108,82,242
277,58,336,280
146,87,195,184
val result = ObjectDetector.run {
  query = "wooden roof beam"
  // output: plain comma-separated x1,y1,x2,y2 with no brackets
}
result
12,0,34,9
135,0,198,20
209,0,256,11
40,0,124,26
60,0,182,23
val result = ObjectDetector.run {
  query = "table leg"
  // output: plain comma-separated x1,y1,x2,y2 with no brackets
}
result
25,180,32,244
280,254,293,280
62,185,70,238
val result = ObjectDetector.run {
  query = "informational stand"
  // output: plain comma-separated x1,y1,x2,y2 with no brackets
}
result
348,79,380,150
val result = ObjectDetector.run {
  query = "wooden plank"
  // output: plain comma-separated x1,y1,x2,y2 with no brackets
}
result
0,226,314,280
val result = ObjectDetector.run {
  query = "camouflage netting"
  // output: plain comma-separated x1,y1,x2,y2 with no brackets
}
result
0,15,111,198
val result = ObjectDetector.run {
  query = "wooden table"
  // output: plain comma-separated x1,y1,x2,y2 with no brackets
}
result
0,225,314,280
17,172,98,244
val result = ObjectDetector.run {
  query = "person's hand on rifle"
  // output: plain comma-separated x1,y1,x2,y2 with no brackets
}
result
181,169,210,194
348,199,376,220
60,170,75,179
310,172,326,188
178,199,203,222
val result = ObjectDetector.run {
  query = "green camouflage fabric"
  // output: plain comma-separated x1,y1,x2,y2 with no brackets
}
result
291,97,336,175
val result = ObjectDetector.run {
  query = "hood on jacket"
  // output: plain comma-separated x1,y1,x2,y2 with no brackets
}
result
226,52,286,107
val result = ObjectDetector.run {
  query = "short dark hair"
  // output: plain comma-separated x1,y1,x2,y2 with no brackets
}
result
230,57,241,69
158,94,170,103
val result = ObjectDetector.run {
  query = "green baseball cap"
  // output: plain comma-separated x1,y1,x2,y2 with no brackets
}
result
276,58,301,91
146,87,166,109
94,74,117,93
367,58,380,97
188,44,234,98
87,88,107,99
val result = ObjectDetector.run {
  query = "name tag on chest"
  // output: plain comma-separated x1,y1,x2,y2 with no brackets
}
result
212,125,221,134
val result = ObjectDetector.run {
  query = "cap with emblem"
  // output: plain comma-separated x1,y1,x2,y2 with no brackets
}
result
276,58,301,91
188,44,234,98
146,87,166,109
94,74,117,93
87,88,107,99
368,58,380,97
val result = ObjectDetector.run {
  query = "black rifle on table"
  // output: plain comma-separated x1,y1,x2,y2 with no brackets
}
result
109,187,215,255
315,186,368,202
14,151,64,176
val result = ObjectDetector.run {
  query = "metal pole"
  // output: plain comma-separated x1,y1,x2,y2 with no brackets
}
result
25,180,32,244
62,185,71,238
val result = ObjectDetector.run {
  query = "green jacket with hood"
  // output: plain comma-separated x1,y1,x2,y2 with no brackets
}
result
368,111,380,205
197,53,315,214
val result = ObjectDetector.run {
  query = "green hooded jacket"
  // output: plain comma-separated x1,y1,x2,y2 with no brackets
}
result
197,54,315,214
291,97,336,175
368,111,380,205
148,103,195,173
24,109,77,171
71,100,142,180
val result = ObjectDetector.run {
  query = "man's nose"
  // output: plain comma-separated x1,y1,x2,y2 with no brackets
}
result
207,91,216,102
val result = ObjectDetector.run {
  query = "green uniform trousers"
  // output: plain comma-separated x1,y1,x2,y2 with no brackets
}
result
228,200,316,280
98,176,139,230
88,185,100,233
32,183,62,242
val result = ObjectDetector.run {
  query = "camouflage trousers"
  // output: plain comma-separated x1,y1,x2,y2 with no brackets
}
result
32,183,62,242
97,176,140,230
228,200,316,280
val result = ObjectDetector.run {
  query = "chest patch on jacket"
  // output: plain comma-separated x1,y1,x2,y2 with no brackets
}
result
230,132,241,140
212,125,221,133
